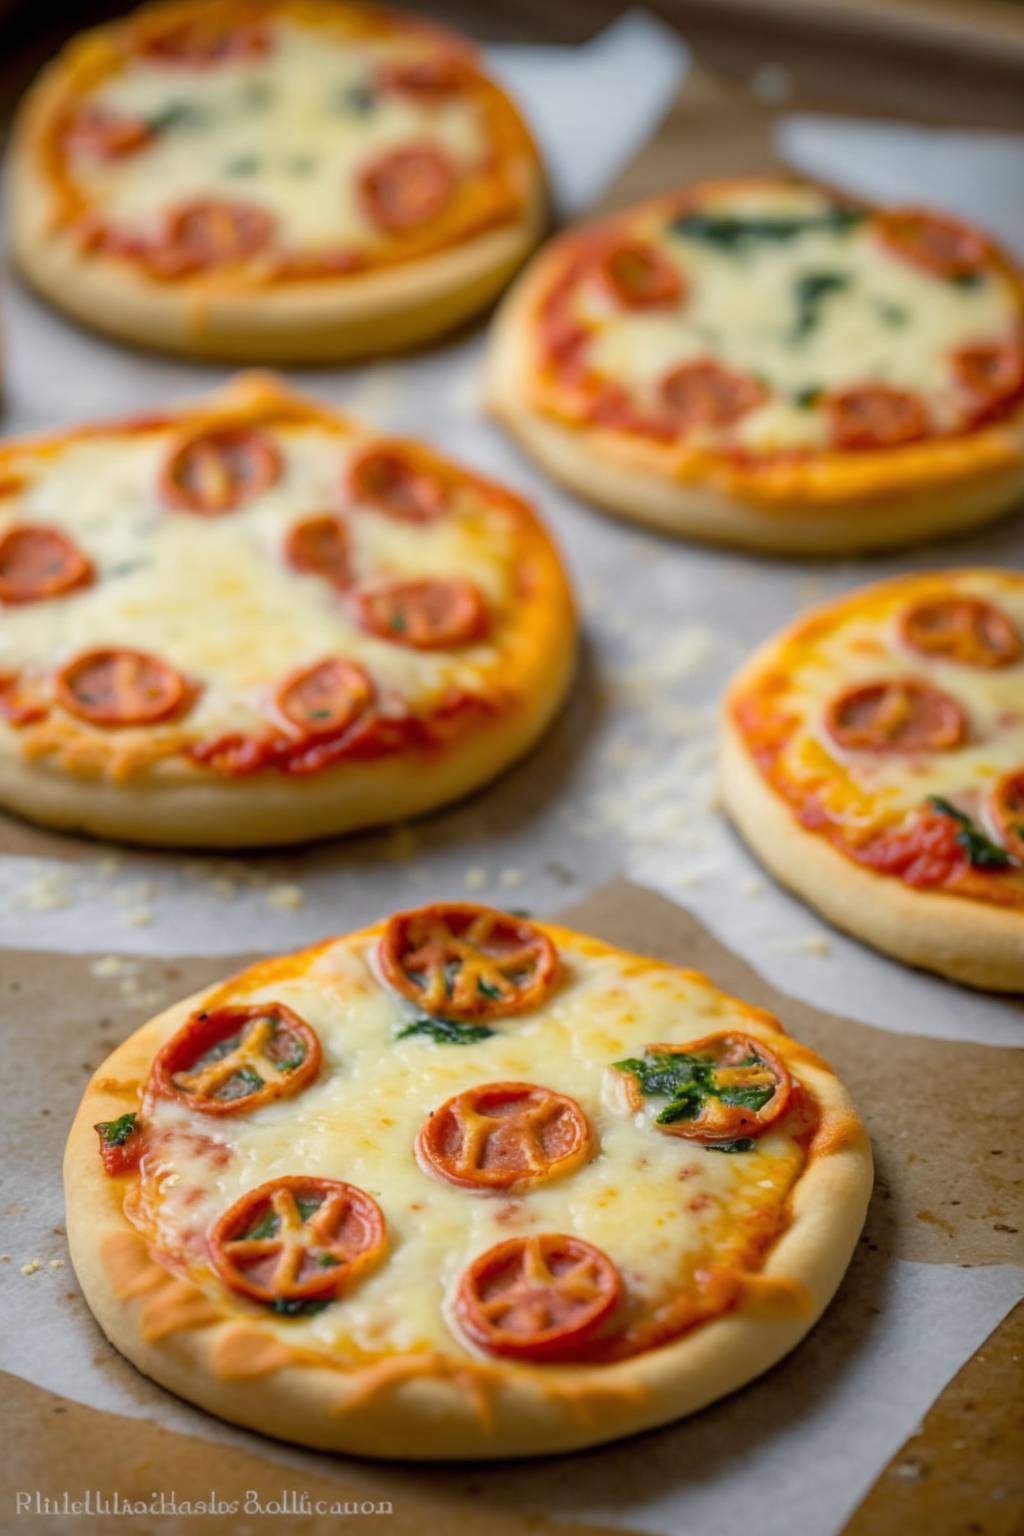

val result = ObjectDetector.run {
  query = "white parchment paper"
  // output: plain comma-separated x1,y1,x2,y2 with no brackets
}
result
0,21,1021,1535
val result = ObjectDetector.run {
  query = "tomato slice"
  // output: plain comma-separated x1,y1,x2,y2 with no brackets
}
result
418,1082,592,1192
599,241,683,309
358,144,455,234
94,1112,144,1176
877,208,988,278
161,427,281,514
56,648,188,727
0,524,93,604
275,657,373,737
380,903,558,1022
900,595,1021,669
210,1176,386,1305
825,385,929,450
826,678,966,753
0,674,47,727
660,360,765,430
455,1234,621,1361
152,200,275,276
64,106,152,159
348,446,447,524
150,1003,321,1116
991,768,1024,863
284,515,350,589
610,1033,791,1143
952,341,1024,421
138,16,270,65
377,54,471,96
356,578,487,649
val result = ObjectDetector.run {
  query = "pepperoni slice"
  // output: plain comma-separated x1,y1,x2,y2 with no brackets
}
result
284,515,350,589
152,199,275,276
660,360,765,430
275,657,373,737
877,209,988,279
455,1234,621,1361
210,1176,386,1306
150,1003,321,1116
991,768,1024,863
418,1082,592,1192
161,427,280,514
901,595,1021,669
356,579,487,649
377,54,471,96
826,679,966,753
952,341,1024,420
0,524,93,604
64,106,152,159
825,386,929,451
348,446,446,524
56,648,188,727
611,1033,791,1143
139,17,270,65
381,903,558,1022
358,145,455,234
599,241,683,309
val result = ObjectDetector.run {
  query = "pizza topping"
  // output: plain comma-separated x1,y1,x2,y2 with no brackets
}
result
95,1112,144,1176
397,1016,495,1045
0,674,48,727
951,341,1024,419
671,204,864,251
0,524,93,604
161,427,281,514
418,1082,593,1192
612,1033,791,1144
929,796,1013,870
826,679,967,753
991,770,1024,863
64,106,152,159
901,596,1022,669
284,514,350,589
56,648,188,727
137,15,270,66
825,385,929,450
377,54,471,97
210,1176,386,1309
455,1234,621,1361
598,241,683,309
151,199,275,276
150,1003,321,1116
876,209,988,279
349,447,447,523
380,903,558,1021
660,360,766,430
275,658,373,737
356,579,487,649
358,145,455,234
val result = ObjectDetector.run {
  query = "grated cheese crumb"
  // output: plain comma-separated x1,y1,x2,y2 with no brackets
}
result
499,867,524,889
798,935,832,955
20,1260,41,1276
48,1259,64,1269
91,955,138,979
463,867,487,891
124,909,153,927
266,883,304,912
18,872,73,911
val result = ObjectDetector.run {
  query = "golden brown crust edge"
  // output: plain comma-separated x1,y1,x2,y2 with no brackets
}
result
7,50,547,364
719,712,1024,994
64,924,873,1460
485,238,1024,556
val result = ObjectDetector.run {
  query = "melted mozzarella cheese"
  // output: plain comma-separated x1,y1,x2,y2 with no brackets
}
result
0,422,518,739
580,186,1018,452
74,22,488,249
774,573,1024,835
142,938,804,1359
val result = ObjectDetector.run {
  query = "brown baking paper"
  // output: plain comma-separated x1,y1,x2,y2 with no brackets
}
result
2,879,1021,1536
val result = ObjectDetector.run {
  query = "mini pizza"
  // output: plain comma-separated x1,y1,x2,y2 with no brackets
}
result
486,177,1024,553
0,373,574,846
722,569,1024,991
66,903,872,1458
9,0,544,362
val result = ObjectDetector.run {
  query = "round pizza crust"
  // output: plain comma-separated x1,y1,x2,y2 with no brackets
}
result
65,919,873,1459
8,4,545,363
0,373,575,848
486,195,1024,556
